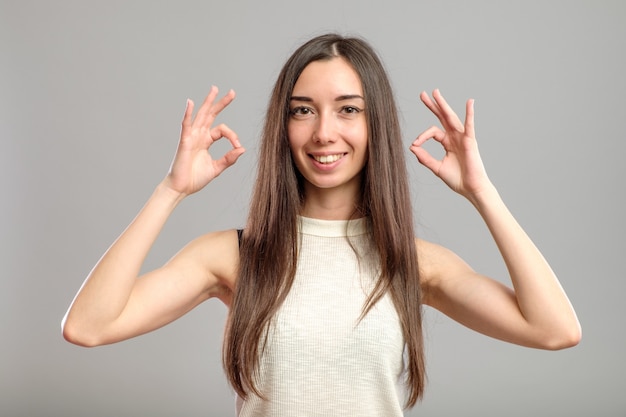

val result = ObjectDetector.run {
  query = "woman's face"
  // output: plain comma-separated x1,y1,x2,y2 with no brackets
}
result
287,57,368,196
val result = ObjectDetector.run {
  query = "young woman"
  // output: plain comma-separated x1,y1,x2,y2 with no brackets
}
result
62,34,581,416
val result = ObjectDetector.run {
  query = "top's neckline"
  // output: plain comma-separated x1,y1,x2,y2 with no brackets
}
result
298,216,369,237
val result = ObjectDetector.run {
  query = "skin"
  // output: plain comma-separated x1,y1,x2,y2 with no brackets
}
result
62,59,581,352
287,58,368,220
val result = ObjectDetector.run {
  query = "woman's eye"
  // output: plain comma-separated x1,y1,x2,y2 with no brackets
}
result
342,106,361,114
290,106,312,116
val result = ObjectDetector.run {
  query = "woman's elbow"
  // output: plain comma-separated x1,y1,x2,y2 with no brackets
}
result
543,323,582,350
61,316,104,348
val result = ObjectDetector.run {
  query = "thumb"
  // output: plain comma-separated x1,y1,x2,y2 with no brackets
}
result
410,144,440,175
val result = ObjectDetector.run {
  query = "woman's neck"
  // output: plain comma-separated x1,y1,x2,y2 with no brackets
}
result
300,183,363,220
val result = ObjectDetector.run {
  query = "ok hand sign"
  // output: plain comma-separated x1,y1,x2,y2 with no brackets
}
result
165,86,245,196
410,89,491,201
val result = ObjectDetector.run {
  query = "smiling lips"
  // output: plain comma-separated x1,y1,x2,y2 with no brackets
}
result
311,154,345,164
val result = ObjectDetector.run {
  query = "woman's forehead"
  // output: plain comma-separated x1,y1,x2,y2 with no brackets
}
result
292,58,363,97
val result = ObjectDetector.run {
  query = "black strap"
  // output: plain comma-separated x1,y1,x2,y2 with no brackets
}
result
236,229,243,248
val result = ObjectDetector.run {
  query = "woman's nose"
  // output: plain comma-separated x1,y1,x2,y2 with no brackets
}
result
313,112,336,144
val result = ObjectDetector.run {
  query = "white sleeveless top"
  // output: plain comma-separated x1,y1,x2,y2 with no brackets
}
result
236,216,407,417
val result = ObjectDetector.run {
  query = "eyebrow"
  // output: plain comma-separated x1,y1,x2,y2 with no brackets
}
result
290,94,365,102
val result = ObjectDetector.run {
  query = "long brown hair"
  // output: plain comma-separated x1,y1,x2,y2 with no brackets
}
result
223,33,425,408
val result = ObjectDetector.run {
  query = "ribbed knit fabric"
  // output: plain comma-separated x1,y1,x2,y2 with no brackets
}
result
236,216,407,417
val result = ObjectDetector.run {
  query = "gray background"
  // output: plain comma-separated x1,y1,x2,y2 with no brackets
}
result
2,0,624,416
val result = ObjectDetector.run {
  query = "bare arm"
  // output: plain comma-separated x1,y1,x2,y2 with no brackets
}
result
62,87,245,347
412,90,581,350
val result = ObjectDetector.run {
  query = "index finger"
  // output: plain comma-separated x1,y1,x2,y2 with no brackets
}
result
209,123,242,149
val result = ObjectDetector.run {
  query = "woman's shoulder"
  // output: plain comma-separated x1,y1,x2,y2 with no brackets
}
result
179,228,241,301
415,237,460,264
414,238,473,304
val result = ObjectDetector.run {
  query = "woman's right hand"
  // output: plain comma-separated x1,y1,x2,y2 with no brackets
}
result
164,86,245,196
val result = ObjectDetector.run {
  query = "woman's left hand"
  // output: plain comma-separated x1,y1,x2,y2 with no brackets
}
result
410,89,491,201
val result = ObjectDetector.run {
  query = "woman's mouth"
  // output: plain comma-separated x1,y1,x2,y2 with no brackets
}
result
311,154,344,164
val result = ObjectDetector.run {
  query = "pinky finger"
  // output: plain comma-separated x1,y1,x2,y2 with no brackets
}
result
464,99,476,138
182,99,194,129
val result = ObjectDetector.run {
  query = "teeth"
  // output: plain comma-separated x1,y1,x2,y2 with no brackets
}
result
313,154,342,164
